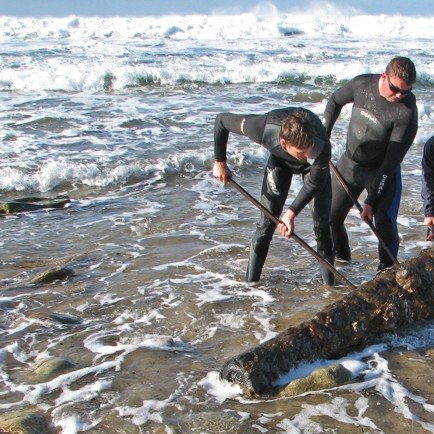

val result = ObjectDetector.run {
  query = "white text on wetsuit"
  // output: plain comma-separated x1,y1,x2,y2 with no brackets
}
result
377,174,388,195
361,110,378,125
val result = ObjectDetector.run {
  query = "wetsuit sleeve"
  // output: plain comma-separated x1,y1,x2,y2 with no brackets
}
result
324,79,355,137
365,107,418,206
288,142,331,214
422,136,434,217
214,113,265,161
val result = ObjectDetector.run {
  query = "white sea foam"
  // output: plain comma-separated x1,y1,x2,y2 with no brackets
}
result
1,14,433,43
199,371,243,404
52,413,100,434
0,14,433,92
117,397,168,426
83,330,190,359
0,151,215,192
15,360,118,404
54,380,113,406
277,396,380,432
215,312,247,329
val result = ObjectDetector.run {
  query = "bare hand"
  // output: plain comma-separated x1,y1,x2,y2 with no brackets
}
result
360,203,374,223
212,161,232,185
277,209,296,239
424,216,434,241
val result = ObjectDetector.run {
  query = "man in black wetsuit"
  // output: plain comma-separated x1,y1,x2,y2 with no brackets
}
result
324,56,418,270
422,135,434,241
212,107,334,285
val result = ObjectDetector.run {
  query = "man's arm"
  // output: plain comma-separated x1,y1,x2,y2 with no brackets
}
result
288,141,331,215
212,112,266,184
212,113,245,184
365,109,418,208
323,79,355,137
422,136,434,238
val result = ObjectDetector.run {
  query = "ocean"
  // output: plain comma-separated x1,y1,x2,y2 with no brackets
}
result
0,10,433,433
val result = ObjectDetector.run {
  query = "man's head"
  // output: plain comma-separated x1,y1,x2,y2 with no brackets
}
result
280,109,315,160
380,56,416,103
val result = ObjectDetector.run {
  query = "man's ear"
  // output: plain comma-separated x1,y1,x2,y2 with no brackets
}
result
280,138,287,148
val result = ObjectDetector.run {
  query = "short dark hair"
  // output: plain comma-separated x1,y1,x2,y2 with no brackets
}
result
280,109,315,150
386,56,416,85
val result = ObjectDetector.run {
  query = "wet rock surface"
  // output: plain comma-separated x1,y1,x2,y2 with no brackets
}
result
29,311,82,325
0,195,70,214
279,363,352,397
31,266,74,284
0,408,54,434
33,357,76,377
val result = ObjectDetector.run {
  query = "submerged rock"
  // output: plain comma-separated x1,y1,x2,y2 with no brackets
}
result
29,311,82,325
279,363,352,397
220,248,434,396
33,357,76,376
0,299,20,310
31,266,74,284
168,410,244,433
0,409,53,434
0,195,70,214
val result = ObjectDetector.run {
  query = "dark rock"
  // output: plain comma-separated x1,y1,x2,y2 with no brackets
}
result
31,266,74,284
29,311,82,325
0,195,70,214
0,409,53,433
279,363,352,397
33,357,76,376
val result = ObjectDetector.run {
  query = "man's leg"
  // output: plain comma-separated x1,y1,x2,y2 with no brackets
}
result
246,157,291,282
330,162,363,262
374,167,401,269
310,171,335,285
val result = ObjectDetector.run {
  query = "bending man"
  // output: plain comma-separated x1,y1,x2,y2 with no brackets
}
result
212,107,334,285
324,56,418,270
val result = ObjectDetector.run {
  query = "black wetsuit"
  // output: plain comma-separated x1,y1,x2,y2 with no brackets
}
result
324,74,418,268
422,135,434,218
214,107,334,283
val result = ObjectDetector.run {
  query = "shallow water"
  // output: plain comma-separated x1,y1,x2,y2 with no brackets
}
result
1,162,433,433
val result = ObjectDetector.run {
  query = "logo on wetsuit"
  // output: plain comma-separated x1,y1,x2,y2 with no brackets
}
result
377,174,388,195
266,168,281,195
360,110,378,125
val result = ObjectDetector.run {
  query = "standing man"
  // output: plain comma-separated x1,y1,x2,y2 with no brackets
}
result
422,135,434,241
324,57,418,270
212,107,334,285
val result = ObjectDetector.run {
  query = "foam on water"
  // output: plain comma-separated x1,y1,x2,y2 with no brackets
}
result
199,371,243,404
1,14,434,92
1,12,434,42
14,361,117,403
53,414,99,434
84,330,190,358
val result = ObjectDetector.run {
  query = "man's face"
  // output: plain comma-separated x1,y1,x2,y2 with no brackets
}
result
280,138,312,161
380,73,413,103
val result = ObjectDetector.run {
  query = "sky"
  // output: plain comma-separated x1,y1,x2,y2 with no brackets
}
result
0,0,432,17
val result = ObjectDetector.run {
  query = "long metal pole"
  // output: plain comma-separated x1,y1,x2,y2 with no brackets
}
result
228,178,357,289
329,162,400,266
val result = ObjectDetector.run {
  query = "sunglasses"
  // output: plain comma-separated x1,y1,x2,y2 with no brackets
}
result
387,75,412,95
